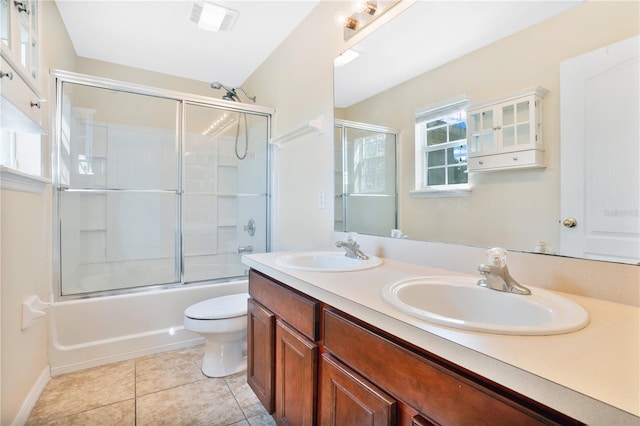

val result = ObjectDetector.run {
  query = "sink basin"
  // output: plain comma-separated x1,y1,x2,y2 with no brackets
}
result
381,276,589,335
275,251,382,272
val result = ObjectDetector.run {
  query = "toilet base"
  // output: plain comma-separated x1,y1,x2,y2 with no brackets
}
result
201,338,247,378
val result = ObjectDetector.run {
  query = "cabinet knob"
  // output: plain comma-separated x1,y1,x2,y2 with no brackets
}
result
512,156,518,161
478,161,484,165
0,70,13,80
30,101,41,109
563,218,577,228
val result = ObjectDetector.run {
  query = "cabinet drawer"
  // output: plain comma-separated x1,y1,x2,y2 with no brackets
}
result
249,269,320,341
323,309,580,426
1,56,44,133
468,149,544,172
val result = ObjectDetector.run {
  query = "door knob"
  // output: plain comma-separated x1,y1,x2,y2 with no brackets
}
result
563,218,577,228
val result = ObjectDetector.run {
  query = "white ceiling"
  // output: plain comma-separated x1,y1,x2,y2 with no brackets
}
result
334,1,581,108
55,1,580,107
54,0,320,88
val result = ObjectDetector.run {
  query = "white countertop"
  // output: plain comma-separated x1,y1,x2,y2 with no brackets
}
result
243,251,640,425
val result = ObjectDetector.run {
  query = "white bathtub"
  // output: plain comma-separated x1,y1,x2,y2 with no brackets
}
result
49,280,248,376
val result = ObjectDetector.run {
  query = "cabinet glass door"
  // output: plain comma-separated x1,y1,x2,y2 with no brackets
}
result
469,109,495,155
1,0,10,47
501,100,531,150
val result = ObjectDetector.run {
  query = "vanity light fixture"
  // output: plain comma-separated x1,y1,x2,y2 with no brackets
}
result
341,0,400,40
361,1,378,16
190,1,238,32
344,16,358,31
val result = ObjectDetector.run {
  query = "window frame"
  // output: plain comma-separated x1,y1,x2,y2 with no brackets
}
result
413,97,471,198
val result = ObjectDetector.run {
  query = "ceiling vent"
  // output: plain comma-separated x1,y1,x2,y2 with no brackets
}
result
189,2,239,32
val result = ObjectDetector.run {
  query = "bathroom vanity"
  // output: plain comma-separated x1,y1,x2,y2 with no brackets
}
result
243,252,639,425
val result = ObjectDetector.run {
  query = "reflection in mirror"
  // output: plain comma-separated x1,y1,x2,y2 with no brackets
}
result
334,1,640,264
334,120,398,237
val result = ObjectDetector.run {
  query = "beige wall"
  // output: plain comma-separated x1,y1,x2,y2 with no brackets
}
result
242,1,342,250
0,2,76,423
1,189,53,425
340,1,640,253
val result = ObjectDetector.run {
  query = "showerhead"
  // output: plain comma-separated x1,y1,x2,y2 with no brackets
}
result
210,81,227,91
210,81,256,103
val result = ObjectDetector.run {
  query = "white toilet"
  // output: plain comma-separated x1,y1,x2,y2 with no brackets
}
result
183,292,249,378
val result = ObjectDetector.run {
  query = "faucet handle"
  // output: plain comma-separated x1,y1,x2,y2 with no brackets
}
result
486,247,507,267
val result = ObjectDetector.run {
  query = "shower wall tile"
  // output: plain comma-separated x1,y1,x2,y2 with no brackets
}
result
184,194,219,255
217,226,238,253
218,165,238,194
218,197,238,227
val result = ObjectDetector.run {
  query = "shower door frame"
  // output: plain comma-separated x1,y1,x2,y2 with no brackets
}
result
51,70,273,301
334,119,399,235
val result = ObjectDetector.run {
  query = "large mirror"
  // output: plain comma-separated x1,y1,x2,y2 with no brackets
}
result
334,0,639,264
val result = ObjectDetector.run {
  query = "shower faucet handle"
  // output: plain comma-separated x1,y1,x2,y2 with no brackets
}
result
238,245,253,254
244,219,256,236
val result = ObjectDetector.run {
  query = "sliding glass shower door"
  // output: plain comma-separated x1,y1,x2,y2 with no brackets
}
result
183,103,269,283
334,120,397,237
55,74,270,297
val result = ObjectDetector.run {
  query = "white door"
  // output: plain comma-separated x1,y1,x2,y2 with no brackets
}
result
560,35,639,264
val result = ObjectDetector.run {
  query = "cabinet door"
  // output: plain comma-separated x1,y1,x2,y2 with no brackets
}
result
499,96,538,152
468,107,498,157
1,0,41,88
247,298,275,413
320,354,396,426
275,319,317,425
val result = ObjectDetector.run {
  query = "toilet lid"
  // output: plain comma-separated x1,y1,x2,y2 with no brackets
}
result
185,293,249,320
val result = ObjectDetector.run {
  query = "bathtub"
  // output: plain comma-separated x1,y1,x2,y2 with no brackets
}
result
49,279,248,376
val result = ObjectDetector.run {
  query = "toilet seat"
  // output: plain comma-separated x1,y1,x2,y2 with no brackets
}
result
184,293,249,320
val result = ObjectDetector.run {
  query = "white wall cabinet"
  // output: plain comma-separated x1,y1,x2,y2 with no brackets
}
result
467,86,546,172
1,0,45,133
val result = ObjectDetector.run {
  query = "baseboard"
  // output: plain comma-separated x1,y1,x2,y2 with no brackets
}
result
12,366,50,426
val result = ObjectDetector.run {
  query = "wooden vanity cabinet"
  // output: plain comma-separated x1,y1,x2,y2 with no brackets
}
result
323,309,582,426
247,269,320,425
247,269,582,426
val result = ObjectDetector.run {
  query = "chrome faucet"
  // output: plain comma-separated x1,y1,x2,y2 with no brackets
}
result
335,234,369,260
477,248,531,295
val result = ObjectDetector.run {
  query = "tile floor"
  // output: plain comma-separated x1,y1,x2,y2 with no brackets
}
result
26,345,276,426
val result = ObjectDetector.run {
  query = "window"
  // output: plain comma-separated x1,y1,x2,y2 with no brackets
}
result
1,130,42,176
414,98,469,195
353,133,388,193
